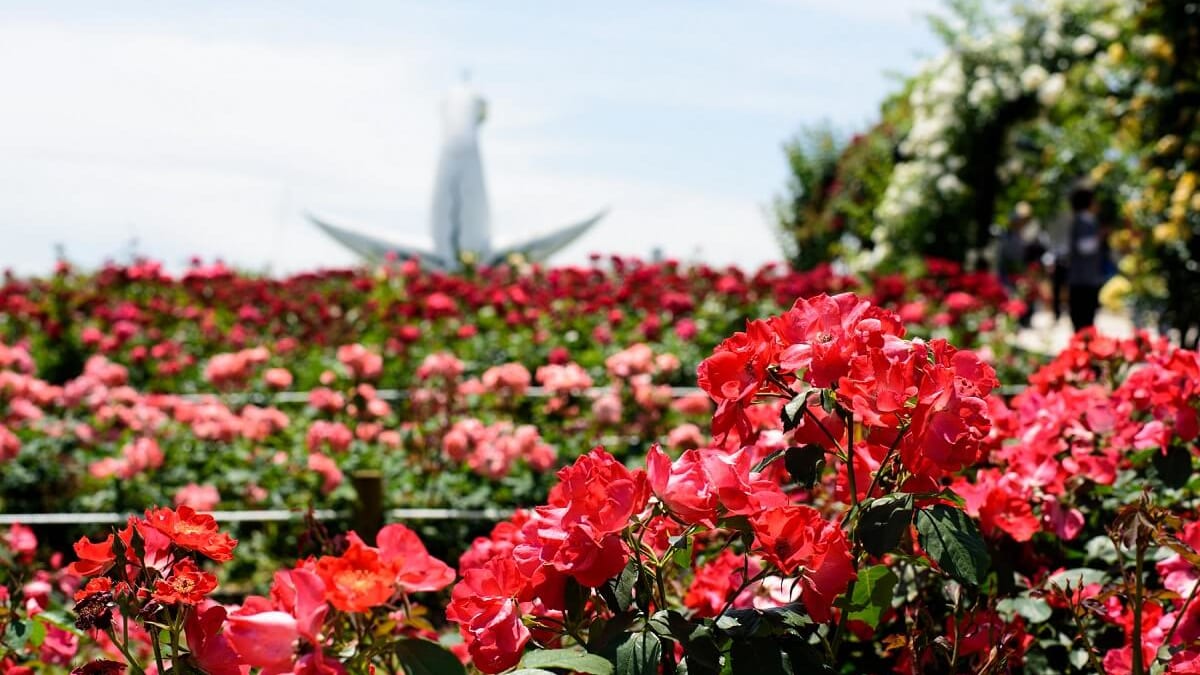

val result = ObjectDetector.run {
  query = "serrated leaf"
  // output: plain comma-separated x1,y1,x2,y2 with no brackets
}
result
589,610,640,653
915,504,990,587
781,390,814,432
612,632,660,675
522,649,614,675
839,564,897,629
510,670,559,675
671,534,693,570
856,494,914,557
393,638,467,675
784,445,825,488
730,638,788,675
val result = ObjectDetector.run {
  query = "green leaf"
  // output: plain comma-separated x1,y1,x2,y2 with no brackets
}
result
1153,444,1192,488
784,445,826,488
564,578,591,622
752,446,789,473
28,618,47,648
730,638,788,675
35,610,84,637
996,596,1052,624
780,636,834,673
839,564,897,629
587,612,639,653
393,638,467,675
670,534,693,570
510,671,559,675
780,390,814,432
915,504,990,587
1046,567,1108,590
3,620,30,651
612,631,661,675
522,649,615,675
681,629,722,675
856,494,914,557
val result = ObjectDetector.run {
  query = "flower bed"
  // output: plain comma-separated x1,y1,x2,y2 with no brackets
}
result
2,284,1197,674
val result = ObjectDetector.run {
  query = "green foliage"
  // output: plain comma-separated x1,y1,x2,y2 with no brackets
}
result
839,565,899,629
915,504,991,587
856,493,914,557
392,638,468,675
519,649,615,675
772,125,847,270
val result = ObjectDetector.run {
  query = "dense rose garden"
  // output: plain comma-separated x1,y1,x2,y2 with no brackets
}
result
0,254,1190,667
1,257,1198,674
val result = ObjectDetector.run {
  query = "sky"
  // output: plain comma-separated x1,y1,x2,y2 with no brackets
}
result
0,1,943,275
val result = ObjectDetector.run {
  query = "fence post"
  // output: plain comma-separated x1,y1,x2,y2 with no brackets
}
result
351,470,384,545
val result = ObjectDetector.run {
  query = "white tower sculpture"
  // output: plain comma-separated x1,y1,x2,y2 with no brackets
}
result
309,80,605,270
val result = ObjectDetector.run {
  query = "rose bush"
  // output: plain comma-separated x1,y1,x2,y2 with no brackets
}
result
15,267,1200,673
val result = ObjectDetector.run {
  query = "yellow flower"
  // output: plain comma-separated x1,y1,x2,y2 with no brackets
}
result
1100,275,1132,311
1172,172,1196,205
1156,135,1181,156
1118,254,1140,276
1153,222,1187,243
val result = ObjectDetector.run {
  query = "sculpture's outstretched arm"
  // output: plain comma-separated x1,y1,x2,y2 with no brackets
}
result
307,213,450,270
487,209,607,265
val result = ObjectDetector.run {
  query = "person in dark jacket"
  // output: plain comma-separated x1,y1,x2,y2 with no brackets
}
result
1067,183,1104,330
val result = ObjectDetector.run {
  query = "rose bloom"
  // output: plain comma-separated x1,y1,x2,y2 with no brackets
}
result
152,558,218,605
750,505,854,623
174,483,221,511
143,506,238,562
446,558,532,674
263,368,293,389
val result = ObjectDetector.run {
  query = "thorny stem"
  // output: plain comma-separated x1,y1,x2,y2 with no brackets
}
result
863,429,906,502
1133,541,1146,675
716,569,770,619
150,627,167,675
107,626,147,675
1069,594,1108,675
533,615,588,646
829,575,855,658
802,404,847,459
844,410,857,507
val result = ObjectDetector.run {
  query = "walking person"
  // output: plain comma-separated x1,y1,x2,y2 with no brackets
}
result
1066,182,1104,331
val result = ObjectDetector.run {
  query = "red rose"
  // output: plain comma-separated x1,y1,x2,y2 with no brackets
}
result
698,319,776,439
751,505,855,623
376,524,456,594
152,558,218,605
550,449,648,536
446,559,532,674
315,537,396,613
143,506,238,562
67,535,115,578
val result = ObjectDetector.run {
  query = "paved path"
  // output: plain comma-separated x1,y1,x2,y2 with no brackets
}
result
1012,308,1137,355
